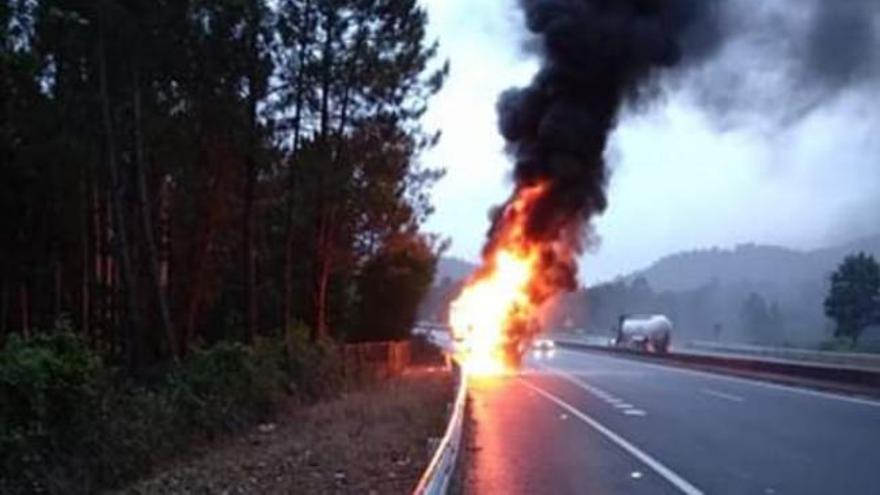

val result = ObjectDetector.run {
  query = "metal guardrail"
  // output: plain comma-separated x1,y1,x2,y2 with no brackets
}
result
413,363,467,495
685,340,880,371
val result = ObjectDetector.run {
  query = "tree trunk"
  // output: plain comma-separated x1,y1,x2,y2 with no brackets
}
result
98,12,141,372
310,9,336,341
313,242,330,341
1,278,8,338
158,174,171,323
282,0,312,341
241,1,261,345
132,59,178,361
53,256,62,325
283,153,299,339
312,206,334,341
243,156,257,345
184,219,214,349
19,282,29,338
93,179,103,346
184,148,225,351
309,22,363,342
81,168,91,339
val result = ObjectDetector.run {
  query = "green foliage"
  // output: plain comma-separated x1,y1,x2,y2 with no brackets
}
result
1,0,444,366
2,0,443,487
168,341,283,431
0,332,345,494
824,252,880,344
354,233,438,342
282,323,345,401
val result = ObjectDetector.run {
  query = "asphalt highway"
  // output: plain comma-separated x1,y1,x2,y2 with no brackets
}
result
460,348,880,495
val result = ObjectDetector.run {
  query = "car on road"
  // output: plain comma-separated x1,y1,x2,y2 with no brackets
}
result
533,338,556,351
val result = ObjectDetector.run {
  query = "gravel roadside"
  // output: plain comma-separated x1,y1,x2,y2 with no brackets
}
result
118,367,453,495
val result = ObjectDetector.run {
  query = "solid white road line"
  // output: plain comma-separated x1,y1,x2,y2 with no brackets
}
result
701,388,745,403
520,379,703,495
555,348,880,408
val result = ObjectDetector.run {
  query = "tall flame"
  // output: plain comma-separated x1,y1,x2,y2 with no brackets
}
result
449,183,550,376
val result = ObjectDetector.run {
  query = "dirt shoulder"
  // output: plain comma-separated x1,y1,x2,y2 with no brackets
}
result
119,367,452,495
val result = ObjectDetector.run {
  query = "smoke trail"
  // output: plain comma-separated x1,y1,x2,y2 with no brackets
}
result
680,0,880,128
457,0,879,356
485,0,723,298
487,0,880,283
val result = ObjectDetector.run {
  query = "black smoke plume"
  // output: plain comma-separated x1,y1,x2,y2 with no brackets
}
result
465,0,879,353
679,0,880,127
488,0,880,283
486,0,722,294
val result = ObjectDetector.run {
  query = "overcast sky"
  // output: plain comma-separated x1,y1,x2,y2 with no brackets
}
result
419,0,880,285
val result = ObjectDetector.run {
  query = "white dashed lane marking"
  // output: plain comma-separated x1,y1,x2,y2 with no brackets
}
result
534,362,649,417
521,379,703,495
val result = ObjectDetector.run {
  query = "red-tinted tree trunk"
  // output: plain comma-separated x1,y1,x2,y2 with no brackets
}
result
98,11,142,372
132,60,178,361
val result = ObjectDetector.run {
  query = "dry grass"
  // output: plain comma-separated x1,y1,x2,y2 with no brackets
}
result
119,367,453,495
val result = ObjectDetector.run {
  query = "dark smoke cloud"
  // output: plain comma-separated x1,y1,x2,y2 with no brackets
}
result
494,0,722,247
488,0,880,301
497,0,880,240
806,0,879,87
679,0,880,128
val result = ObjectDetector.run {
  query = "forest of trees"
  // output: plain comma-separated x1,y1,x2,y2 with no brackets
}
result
539,253,880,349
1,0,447,375
540,276,792,346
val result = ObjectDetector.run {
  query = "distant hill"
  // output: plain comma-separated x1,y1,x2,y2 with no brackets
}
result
627,234,880,293
543,234,880,347
434,257,477,285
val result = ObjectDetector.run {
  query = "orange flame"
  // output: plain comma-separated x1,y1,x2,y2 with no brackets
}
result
449,183,548,376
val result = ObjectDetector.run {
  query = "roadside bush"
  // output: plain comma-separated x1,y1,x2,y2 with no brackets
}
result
0,331,346,494
284,322,345,402
0,332,107,491
170,340,289,433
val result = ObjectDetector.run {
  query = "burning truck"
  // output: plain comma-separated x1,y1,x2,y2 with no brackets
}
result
448,0,727,376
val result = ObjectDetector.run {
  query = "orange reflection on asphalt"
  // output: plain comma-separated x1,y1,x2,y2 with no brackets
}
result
466,374,526,493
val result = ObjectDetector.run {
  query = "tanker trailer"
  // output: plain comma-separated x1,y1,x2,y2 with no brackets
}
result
614,314,672,353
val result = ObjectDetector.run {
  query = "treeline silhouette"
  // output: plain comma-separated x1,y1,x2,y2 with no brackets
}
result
1,0,446,374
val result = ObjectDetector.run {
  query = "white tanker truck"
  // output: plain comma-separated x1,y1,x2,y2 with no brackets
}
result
613,314,672,353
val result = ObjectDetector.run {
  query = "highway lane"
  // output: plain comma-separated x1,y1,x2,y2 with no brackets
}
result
460,348,880,494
